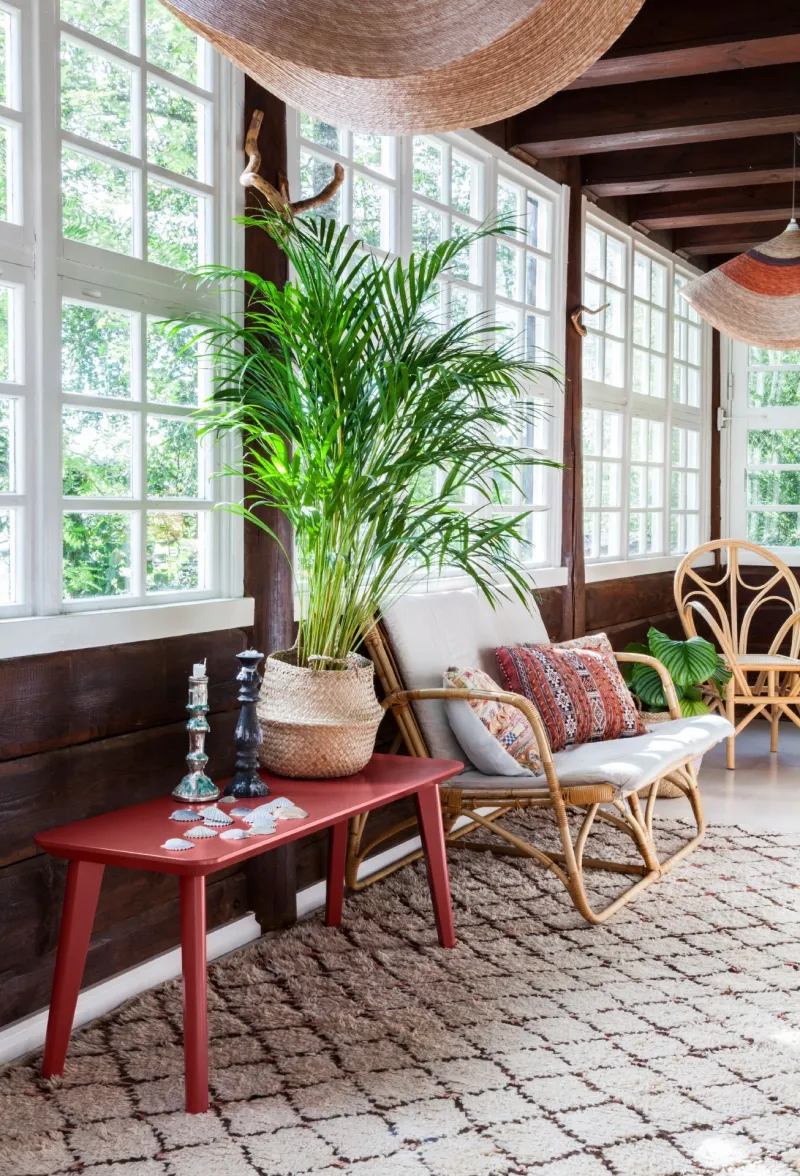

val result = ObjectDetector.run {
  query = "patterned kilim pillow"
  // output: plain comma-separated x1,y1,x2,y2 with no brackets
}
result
445,666,543,775
495,644,646,754
557,632,613,653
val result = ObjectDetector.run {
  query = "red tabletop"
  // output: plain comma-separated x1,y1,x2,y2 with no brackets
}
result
35,753,463,876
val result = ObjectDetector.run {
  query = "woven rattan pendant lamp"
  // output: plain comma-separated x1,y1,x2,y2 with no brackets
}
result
679,220,800,350
164,0,646,134
680,135,800,349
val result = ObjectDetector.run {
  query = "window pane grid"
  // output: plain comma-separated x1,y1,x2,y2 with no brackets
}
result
60,0,214,269
59,293,212,603
632,249,667,399
0,271,26,609
745,348,800,548
291,112,563,573
582,407,623,561
583,224,627,389
495,171,554,367
673,271,702,408
299,115,398,254
583,214,707,564
0,5,22,227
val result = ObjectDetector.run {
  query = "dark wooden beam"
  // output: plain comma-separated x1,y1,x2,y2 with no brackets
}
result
569,0,800,88
242,77,297,932
632,182,796,230
582,135,797,197
561,161,585,640
674,220,787,256
606,0,800,56
570,35,800,90
513,65,800,156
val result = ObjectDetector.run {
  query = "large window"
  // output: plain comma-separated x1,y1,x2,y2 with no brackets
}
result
582,208,709,571
0,0,240,625
727,343,800,559
286,111,567,576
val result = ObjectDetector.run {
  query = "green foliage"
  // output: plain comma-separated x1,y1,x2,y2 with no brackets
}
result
172,212,562,665
624,626,731,718
0,396,10,492
63,511,130,599
647,628,718,688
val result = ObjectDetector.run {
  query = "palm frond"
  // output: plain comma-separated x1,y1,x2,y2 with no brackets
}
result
170,211,564,663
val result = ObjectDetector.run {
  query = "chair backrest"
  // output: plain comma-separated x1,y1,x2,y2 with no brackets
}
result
379,588,550,761
674,538,800,662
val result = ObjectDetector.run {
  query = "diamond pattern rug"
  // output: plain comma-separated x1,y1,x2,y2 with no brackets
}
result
3,815,800,1176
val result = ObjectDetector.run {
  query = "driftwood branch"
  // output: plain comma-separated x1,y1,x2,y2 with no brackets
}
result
240,110,344,218
570,302,610,337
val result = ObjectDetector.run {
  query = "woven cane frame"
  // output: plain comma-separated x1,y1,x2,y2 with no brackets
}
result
675,539,800,769
348,622,705,925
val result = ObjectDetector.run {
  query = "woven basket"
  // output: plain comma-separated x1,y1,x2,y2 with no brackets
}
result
257,650,383,779
638,711,703,800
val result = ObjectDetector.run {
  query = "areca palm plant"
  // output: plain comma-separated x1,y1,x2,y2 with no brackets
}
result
176,211,561,666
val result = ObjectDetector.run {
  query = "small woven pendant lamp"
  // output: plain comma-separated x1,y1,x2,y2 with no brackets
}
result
163,0,646,134
680,135,800,350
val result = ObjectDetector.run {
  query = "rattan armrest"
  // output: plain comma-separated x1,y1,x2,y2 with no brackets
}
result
382,686,555,769
614,651,682,720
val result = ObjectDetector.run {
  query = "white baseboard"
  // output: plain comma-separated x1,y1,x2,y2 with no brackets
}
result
0,821,437,1066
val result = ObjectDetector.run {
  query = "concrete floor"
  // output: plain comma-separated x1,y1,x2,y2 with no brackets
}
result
693,718,800,831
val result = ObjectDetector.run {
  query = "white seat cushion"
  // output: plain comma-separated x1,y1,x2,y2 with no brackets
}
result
453,715,734,799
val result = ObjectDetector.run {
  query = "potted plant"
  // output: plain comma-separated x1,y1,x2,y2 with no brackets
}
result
175,212,560,777
622,627,731,795
622,626,731,719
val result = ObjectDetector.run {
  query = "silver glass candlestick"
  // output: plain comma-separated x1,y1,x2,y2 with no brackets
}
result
172,662,220,802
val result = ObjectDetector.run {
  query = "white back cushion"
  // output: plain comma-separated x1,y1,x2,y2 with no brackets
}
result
382,588,549,762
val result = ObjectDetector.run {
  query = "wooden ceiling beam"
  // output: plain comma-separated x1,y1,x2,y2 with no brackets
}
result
581,136,797,197
631,183,796,230
674,220,788,256
513,65,800,156
604,0,800,56
569,34,800,90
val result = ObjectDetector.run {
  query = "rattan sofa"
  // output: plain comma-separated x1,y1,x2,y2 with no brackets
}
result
351,588,733,924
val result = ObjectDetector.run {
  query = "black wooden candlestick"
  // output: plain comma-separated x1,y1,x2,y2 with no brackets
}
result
224,650,269,798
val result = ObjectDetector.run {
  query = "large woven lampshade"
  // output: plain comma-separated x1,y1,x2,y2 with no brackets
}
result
680,221,800,350
164,0,646,134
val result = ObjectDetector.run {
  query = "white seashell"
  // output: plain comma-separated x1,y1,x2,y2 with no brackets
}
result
170,809,200,822
199,805,233,826
276,805,308,820
220,828,249,841
241,804,275,826
247,822,277,836
185,825,218,839
162,838,195,851
218,795,237,805
261,796,293,812
229,805,254,818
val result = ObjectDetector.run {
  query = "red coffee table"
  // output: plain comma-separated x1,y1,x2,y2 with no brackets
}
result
35,753,462,1113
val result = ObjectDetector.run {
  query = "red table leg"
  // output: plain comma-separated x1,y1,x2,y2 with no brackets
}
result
42,859,104,1078
325,818,349,927
415,785,456,948
180,875,208,1114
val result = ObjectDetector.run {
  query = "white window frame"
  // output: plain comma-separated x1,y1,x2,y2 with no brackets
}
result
285,113,568,589
725,339,800,565
0,0,250,654
582,201,712,584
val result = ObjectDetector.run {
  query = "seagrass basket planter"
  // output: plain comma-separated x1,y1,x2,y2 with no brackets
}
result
257,649,383,778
